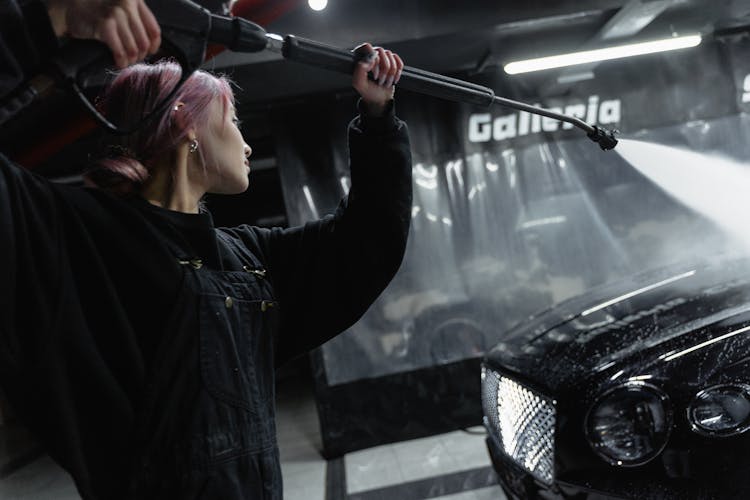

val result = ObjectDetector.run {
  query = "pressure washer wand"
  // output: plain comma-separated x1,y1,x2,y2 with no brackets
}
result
195,11,617,150
157,5,617,150
274,34,618,150
145,4,617,150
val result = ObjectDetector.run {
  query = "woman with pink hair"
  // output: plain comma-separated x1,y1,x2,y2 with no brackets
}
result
0,1,411,499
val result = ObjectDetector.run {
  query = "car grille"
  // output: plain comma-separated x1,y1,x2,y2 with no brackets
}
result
481,365,556,485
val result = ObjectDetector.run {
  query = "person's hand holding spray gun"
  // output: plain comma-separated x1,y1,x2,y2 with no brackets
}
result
45,0,161,69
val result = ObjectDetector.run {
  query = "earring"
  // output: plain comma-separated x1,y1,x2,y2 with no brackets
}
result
189,139,199,154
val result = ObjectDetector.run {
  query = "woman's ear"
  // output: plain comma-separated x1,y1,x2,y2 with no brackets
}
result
172,101,190,133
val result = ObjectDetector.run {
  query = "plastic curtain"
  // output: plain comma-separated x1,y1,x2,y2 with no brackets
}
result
272,36,750,386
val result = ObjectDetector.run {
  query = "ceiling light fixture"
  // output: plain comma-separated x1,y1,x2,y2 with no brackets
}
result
308,0,328,11
504,34,702,75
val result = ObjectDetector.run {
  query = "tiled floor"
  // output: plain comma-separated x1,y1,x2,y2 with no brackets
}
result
276,375,328,499
0,456,80,500
344,428,496,496
0,373,504,500
277,371,504,500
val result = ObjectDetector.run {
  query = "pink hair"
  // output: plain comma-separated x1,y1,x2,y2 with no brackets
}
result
85,60,235,195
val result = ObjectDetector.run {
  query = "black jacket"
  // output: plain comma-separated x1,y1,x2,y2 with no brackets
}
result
0,103,412,499
0,3,413,497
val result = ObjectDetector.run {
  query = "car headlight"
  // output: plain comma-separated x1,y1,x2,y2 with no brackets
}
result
585,382,672,467
688,384,750,437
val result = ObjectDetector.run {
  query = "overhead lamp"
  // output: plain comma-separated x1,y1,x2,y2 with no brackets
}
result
504,34,702,75
308,0,328,11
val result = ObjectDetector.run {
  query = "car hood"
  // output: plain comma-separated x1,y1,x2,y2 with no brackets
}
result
486,256,750,394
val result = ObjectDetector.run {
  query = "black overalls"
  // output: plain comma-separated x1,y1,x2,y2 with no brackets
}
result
132,221,284,499
189,231,282,498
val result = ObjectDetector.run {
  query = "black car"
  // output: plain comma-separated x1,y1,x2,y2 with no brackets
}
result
481,256,750,499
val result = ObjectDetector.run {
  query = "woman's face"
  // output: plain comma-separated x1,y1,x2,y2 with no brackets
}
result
199,97,252,194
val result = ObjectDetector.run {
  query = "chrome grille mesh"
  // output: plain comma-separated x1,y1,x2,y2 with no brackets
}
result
481,365,556,485
481,366,500,430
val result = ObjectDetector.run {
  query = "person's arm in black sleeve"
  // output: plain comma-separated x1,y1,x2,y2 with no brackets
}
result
0,1,59,104
0,0,160,103
0,152,65,373
245,99,412,366
1,0,160,130
225,90,412,367
224,44,412,366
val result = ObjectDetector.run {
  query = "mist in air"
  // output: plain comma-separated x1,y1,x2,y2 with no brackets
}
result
615,138,750,253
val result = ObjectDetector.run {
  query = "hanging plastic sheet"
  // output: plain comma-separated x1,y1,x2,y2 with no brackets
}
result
271,35,750,453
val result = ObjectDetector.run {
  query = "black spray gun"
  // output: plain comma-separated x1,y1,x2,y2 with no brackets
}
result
4,0,618,150
277,35,619,150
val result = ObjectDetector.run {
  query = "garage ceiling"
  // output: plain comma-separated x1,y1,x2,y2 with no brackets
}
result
210,0,750,107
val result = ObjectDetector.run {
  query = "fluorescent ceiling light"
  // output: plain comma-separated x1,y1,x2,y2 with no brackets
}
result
504,34,702,75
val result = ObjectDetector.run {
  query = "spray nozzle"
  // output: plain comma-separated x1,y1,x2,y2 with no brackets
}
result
587,125,619,150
